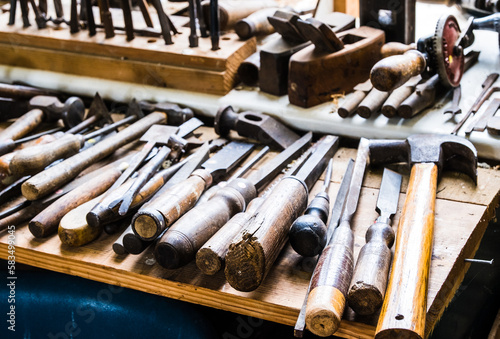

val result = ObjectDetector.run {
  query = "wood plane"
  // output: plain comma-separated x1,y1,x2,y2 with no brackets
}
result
288,26,385,108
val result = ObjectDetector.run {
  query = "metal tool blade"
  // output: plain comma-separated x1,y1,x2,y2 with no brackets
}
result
176,117,203,138
163,142,212,189
326,158,354,243
229,146,270,181
201,141,255,182
376,168,402,219
340,138,369,223
139,125,179,143
291,135,339,191
247,132,313,191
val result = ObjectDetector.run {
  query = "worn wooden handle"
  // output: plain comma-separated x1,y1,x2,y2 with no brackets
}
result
28,166,122,238
305,220,354,337
0,200,48,231
154,178,256,269
380,42,415,59
58,196,105,247
375,163,437,339
10,134,83,176
338,91,367,118
0,109,44,141
225,177,308,292
370,51,426,92
196,196,265,275
22,112,166,200
382,86,415,118
347,219,395,315
132,169,211,241
357,89,391,119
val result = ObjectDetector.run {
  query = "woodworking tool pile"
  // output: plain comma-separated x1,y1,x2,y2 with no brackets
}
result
0,79,481,338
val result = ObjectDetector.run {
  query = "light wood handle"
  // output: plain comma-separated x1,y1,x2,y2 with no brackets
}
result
225,177,308,292
382,86,415,118
375,163,437,339
338,91,367,118
305,220,354,337
370,51,426,92
380,42,415,59
22,112,166,200
0,109,44,141
347,219,395,315
58,196,105,247
132,169,211,241
196,196,265,275
28,166,122,238
154,178,256,269
10,134,83,176
357,89,391,119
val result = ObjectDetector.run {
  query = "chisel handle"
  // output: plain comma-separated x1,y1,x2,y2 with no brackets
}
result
154,178,256,269
375,163,437,339
10,134,83,176
132,169,212,241
347,218,395,315
305,220,354,337
338,90,367,118
22,112,166,201
0,109,44,142
380,42,415,58
8,0,17,25
356,88,391,119
382,85,415,118
196,196,265,275
28,166,122,238
225,177,308,292
370,51,426,92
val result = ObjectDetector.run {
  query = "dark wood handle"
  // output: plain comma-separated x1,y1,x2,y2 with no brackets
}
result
0,200,47,231
28,166,122,238
370,51,426,92
357,89,391,119
58,196,105,247
304,220,354,337
196,196,265,275
132,169,211,241
375,163,437,339
382,85,415,118
10,134,83,176
225,177,308,292
347,219,395,315
22,112,166,200
338,91,367,118
154,178,256,269
0,109,44,141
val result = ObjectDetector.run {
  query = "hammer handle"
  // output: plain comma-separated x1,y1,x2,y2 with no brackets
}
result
22,112,166,200
10,134,83,176
370,51,426,92
375,163,437,339
0,109,44,142
28,166,122,238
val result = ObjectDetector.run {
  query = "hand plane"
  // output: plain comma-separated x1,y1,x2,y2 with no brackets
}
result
288,22,385,108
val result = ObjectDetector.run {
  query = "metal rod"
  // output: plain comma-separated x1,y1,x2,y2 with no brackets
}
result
210,0,220,50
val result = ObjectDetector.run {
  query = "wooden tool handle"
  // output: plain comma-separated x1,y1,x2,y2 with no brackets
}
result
304,220,354,337
338,91,367,118
375,163,437,339
225,177,308,292
347,219,395,315
0,200,47,231
22,112,166,200
0,109,44,141
132,169,212,241
370,51,426,92
154,178,256,269
382,85,415,118
58,196,105,247
28,166,122,238
357,88,391,119
10,134,83,176
196,196,265,275
380,42,415,59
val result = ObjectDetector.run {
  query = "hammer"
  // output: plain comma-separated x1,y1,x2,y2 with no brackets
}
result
368,134,477,339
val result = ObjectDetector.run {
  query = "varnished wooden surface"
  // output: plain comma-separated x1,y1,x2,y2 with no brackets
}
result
0,146,499,339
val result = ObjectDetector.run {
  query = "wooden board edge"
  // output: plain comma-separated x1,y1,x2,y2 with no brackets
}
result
0,244,375,339
0,43,232,95
424,192,500,337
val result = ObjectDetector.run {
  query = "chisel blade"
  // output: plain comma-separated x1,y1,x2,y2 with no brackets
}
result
291,135,339,191
247,132,313,191
201,141,254,182
376,168,402,218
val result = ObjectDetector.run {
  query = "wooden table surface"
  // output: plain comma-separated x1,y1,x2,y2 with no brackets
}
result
1,142,499,339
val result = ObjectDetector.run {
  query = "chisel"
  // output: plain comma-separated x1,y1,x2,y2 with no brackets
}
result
304,139,369,337
154,133,312,269
132,141,254,242
225,135,339,292
347,168,402,316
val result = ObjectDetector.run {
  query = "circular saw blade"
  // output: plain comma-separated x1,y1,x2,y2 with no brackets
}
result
433,15,464,88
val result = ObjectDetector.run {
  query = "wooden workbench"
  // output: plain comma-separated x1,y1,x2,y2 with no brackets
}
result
1,144,498,339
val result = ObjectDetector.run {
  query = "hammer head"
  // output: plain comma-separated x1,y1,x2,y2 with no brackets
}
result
369,134,477,184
